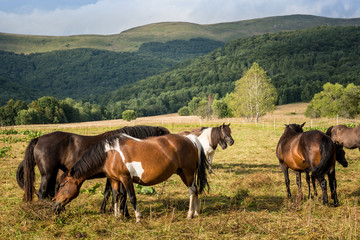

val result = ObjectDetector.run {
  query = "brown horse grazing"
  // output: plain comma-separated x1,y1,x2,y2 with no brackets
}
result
326,125,360,151
276,123,346,206
53,133,210,222
18,125,170,213
179,123,234,173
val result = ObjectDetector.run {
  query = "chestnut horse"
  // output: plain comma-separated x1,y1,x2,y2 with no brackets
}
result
53,133,210,222
276,123,346,206
18,125,170,214
326,124,360,151
179,123,234,173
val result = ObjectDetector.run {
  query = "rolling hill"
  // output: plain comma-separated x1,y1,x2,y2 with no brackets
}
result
1,15,360,54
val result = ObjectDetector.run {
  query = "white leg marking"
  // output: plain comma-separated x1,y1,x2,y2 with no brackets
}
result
114,202,119,217
135,206,142,223
187,191,195,219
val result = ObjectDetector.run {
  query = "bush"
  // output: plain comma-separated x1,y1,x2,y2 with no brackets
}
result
122,110,136,121
178,106,190,116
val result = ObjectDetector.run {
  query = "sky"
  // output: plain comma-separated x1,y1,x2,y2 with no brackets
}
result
0,0,360,36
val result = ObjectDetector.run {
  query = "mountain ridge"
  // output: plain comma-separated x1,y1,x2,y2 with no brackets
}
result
1,14,360,54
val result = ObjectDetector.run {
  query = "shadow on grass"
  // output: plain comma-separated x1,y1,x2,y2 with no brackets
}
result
349,188,360,197
213,162,281,175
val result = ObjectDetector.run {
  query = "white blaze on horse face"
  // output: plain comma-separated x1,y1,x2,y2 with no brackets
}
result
104,139,144,180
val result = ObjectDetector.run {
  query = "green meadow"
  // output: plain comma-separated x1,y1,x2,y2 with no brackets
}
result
0,110,359,239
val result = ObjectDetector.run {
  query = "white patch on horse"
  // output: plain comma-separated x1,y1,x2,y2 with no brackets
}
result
104,138,144,179
122,134,142,142
185,134,202,163
126,162,144,179
197,128,215,157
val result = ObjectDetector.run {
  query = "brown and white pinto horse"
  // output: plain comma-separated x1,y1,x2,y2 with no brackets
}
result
53,133,210,222
276,123,346,206
179,123,234,173
326,124,360,151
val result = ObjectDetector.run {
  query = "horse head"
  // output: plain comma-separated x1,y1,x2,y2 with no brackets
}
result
53,169,82,214
335,142,348,167
219,123,234,149
286,122,305,133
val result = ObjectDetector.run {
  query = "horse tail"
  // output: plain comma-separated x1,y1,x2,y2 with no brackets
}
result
325,126,333,137
23,138,39,202
16,160,25,189
196,144,210,194
312,136,333,179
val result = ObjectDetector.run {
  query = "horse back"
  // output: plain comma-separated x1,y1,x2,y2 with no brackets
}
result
331,125,360,148
107,134,198,186
34,131,102,170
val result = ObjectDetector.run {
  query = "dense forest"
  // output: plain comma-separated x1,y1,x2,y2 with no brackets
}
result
99,26,360,117
1,26,360,123
0,38,224,105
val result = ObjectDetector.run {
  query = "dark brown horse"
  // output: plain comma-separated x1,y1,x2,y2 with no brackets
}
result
326,125,360,151
179,123,234,173
276,123,346,206
53,133,210,222
17,125,170,213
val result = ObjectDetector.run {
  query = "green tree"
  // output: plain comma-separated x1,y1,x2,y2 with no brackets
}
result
0,99,27,126
122,110,136,121
178,106,190,116
212,98,232,118
305,83,344,118
228,62,277,122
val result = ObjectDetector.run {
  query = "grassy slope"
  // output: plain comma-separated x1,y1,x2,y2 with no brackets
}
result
0,104,359,239
2,15,360,54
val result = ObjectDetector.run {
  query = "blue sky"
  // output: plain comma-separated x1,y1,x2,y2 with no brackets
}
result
0,0,359,36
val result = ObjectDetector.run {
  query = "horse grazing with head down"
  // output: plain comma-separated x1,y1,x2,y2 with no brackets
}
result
53,133,210,222
179,123,234,173
326,125,360,151
276,123,347,206
17,125,170,214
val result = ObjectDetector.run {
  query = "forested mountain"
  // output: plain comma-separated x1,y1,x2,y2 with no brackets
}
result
1,15,360,54
98,26,360,117
0,38,224,105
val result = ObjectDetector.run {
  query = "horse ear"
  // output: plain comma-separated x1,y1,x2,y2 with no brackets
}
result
301,122,306,128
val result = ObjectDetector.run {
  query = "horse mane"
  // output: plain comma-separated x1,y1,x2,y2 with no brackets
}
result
102,125,170,138
210,126,222,148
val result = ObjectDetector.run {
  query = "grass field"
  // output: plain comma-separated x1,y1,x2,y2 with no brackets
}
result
0,104,359,239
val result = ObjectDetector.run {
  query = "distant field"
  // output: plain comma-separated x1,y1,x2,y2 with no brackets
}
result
0,103,359,239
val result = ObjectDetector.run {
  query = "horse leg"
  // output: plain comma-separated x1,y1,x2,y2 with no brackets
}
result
187,183,199,219
311,174,318,196
37,172,57,199
280,164,291,199
328,170,339,207
100,178,112,213
177,169,199,219
305,171,311,198
109,180,121,216
118,182,130,218
295,172,303,200
317,176,328,205
121,177,141,223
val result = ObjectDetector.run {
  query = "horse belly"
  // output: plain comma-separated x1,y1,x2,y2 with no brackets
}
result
133,158,177,186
